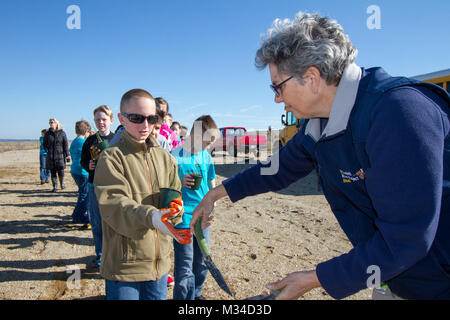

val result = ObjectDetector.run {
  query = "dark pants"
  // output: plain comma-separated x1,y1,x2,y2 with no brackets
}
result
50,169,65,188
71,173,89,223
88,183,102,257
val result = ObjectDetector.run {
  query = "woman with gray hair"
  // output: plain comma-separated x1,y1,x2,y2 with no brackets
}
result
255,12,357,86
191,11,450,300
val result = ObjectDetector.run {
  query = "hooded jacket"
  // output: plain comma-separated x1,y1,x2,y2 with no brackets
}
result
94,130,183,282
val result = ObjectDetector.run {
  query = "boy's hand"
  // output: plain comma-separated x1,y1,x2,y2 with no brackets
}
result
90,145,101,160
89,159,96,171
152,207,192,244
181,174,195,189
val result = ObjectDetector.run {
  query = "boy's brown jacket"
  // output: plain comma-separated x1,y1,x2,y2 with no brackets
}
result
94,130,183,282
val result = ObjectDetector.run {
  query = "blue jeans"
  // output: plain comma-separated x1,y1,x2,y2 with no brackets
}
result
173,227,210,300
88,183,102,257
105,275,168,300
39,154,50,181
71,174,89,223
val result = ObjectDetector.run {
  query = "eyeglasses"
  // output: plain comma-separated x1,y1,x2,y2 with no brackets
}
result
270,76,293,97
121,112,159,124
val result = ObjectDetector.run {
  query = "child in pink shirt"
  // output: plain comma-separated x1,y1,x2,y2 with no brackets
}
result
155,98,180,149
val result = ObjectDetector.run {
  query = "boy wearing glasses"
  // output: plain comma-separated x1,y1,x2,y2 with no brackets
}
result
93,89,192,300
170,115,220,300
109,108,172,152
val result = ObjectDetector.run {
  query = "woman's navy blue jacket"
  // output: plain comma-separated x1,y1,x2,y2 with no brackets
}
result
223,67,450,299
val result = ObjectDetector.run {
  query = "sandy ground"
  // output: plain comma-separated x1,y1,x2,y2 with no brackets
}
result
0,147,372,300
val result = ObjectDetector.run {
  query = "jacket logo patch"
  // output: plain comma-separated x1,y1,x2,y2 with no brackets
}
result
340,169,365,183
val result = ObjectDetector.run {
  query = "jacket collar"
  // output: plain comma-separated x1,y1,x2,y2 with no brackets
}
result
121,130,159,151
305,63,362,141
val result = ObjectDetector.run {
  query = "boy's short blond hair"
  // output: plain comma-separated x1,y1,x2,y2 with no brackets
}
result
93,105,113,120
120,89,154,112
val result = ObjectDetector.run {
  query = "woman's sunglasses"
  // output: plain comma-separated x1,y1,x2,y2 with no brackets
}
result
121,112,159,124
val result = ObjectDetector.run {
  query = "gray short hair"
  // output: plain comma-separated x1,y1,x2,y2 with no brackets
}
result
255,12,358,86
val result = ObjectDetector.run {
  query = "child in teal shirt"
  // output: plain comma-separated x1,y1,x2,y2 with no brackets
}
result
69,120,91,224
171,115,220,300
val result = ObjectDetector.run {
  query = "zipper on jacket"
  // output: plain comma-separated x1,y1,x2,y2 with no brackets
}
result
143,147,160,277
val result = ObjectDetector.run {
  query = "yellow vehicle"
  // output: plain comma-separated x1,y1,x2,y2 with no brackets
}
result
412,68,450,93
273,106,305,152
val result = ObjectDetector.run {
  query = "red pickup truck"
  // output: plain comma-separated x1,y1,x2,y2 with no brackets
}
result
211,127,268,157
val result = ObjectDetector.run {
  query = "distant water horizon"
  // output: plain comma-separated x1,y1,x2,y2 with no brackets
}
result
0,139,39,143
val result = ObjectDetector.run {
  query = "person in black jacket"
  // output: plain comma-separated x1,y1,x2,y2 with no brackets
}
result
43,118,70,192
80,105,115,268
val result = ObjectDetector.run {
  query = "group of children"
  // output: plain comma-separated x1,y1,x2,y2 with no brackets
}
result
40,89,220,300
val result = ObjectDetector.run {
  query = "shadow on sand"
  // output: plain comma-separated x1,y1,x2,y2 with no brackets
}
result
0,181,100,298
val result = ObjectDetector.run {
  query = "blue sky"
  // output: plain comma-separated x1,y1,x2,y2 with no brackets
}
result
0,0,449,140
